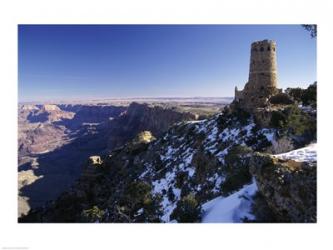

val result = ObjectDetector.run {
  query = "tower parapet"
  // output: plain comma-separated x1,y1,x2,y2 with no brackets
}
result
234,40,281,111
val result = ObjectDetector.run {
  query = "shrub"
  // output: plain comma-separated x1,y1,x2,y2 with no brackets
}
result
175,171,188,189
269,105,316,143
232,106,251,125
302,82,317,106
81,206,105,222
285,106,316,137
122,181,151,208
119,181,162,222
285,82,317,107
221,170,252,196
270,110,287,128
285,87,303,102
192,151,219,183
171,194,202,222
221,145,252,195
269,93,294,105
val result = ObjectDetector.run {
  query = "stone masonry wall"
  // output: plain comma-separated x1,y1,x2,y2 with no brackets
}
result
234,40,279,111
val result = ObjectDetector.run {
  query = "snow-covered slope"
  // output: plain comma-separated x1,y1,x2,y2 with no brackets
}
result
201,143,317,223
21,105,317,223
137,112,278,222
202,180,257,223
273,143,317,163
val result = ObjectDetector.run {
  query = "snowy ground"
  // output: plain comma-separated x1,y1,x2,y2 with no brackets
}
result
273,143,317,163
201,181,258,223
200,143,317,223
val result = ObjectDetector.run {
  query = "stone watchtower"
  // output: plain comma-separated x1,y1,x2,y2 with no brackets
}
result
234,40,281,111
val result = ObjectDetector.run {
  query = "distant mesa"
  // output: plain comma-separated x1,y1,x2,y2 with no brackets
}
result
40,104,61,112
21,104,39,111
26,104,75,123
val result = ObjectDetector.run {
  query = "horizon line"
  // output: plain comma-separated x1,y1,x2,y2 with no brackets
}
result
18,96,234,104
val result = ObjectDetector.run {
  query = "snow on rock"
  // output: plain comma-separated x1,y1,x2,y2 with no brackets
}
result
201,181,258,223
151,141,196,222
273,143,317,163
260,128,276,143
243,123,255,137
220,128,240,142
152,170,180,222
148,113,280,222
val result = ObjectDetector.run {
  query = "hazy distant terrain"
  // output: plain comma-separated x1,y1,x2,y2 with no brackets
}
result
18,98,231,217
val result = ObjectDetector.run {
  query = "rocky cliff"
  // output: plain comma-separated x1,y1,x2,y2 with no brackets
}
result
18,102,198,218
20,100,317,223
250,147,316,222
106,102,197,150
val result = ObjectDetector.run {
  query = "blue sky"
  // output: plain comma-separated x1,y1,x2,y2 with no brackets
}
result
18,25,316,102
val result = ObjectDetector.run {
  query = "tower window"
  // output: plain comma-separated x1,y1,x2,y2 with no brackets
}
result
273,47,275,51
260,47,264,52
267,46,270,51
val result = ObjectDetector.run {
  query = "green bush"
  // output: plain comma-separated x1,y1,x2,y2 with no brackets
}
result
171,194,202,222
302,82,317,106
221,145,252,195
232,106,251,125
269,105,316,143
81,206,105,222
269,93,294,105
122,181,152,208
175,171,188,189
270,110,287,128
285,87,303,102
221,169,252,196
285,82,317,107
286,106,316,137
118,181,162,222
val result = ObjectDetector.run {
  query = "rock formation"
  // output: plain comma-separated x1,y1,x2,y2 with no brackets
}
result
250,153,316,222
18,102,198,218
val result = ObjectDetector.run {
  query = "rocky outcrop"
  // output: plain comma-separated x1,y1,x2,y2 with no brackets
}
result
250,153,316,222
58,105,125,128
88,155,103,165
266,135,294,154
106,102,197,149
19,99,317,223
18,102,199,218
132,131,156,145
20,110,275,223
27,104,75,123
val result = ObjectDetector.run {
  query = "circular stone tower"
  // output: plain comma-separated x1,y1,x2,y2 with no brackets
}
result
234,39,280,111
248,40,277,92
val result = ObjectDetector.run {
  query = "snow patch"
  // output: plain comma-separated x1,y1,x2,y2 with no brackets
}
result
220,128,240,142
261,129,275,143
202,181,258,223
274,143,317,163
